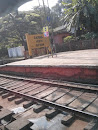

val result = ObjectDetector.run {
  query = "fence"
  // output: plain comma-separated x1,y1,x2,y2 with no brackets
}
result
55,39,98,53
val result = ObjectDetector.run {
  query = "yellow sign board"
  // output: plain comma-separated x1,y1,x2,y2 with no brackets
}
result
25,33,50,56
43,26,48,32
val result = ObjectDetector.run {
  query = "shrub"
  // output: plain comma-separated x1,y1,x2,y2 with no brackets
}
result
81,32,98,40
64,36,73,43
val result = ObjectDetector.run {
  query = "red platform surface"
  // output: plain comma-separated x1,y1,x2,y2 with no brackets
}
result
0,49,98,84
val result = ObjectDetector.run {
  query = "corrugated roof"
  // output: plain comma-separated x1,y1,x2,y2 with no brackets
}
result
53,24,75,34
53,25,67,32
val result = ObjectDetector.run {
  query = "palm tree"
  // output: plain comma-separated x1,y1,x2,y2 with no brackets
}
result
62,0,98,36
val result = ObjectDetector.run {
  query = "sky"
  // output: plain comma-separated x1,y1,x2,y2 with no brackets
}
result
18,0,58,11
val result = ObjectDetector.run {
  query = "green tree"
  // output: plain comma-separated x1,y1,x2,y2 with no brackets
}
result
0,11,41,51
62,0,98,35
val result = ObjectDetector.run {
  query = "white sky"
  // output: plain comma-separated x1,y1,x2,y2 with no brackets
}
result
18,0,58,11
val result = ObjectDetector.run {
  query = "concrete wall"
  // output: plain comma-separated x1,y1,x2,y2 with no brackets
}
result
8,46,25,58
53,33,70,44
0,65,98,84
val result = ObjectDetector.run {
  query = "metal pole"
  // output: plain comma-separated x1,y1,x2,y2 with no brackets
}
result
46,0,55,56
47,0,50,13
38,0,43,28
47,0,49,7
42,0,47,26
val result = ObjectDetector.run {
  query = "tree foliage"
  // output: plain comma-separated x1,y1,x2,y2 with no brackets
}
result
33,5,61,29
62,0,98,35
0,5,62,57
0,11,41,51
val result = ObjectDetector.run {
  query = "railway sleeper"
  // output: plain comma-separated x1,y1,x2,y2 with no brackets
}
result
84,120,98,130
2,92,13,99
0,105,3,110
8,95,20,101
0,109,14,124
5,117,33,130
45,109,61,119
33,105,47,113
61,114,75,126
15,98,28,105
0,91,7,95
23,101,34,108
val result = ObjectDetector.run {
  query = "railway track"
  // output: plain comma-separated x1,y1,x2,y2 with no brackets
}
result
0,74,98,129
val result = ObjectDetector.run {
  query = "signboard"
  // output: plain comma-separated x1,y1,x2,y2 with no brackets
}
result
44,32,49,37
47,16,50,22
25,33,50,56
43,26,49,37
43,26,48,32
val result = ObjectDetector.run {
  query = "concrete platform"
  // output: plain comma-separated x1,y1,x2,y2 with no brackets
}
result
0,49,98,84
5,49,98,67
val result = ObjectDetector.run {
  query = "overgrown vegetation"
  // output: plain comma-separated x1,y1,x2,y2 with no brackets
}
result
80,32,98,40
64,36,73,43
62,0,98,36
0,12,41,49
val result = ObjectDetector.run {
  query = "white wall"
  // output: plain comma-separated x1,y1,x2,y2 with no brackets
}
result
8,46,25,58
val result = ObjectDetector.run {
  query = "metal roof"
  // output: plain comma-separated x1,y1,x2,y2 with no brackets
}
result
53,25,75,34
53,25,67,33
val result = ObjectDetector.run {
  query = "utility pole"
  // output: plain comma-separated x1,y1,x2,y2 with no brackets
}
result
38,0,43,28
47,0,54,40
41,0,55,57
42,0,47,26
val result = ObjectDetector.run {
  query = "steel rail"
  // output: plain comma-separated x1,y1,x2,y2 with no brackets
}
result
0,74,98,94
0,86,98,120
0,74,98,89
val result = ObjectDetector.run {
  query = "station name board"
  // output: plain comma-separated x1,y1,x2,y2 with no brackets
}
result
25,33,50,56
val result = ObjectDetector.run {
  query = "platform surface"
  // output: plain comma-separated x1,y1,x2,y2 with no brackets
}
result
6,49,98,67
